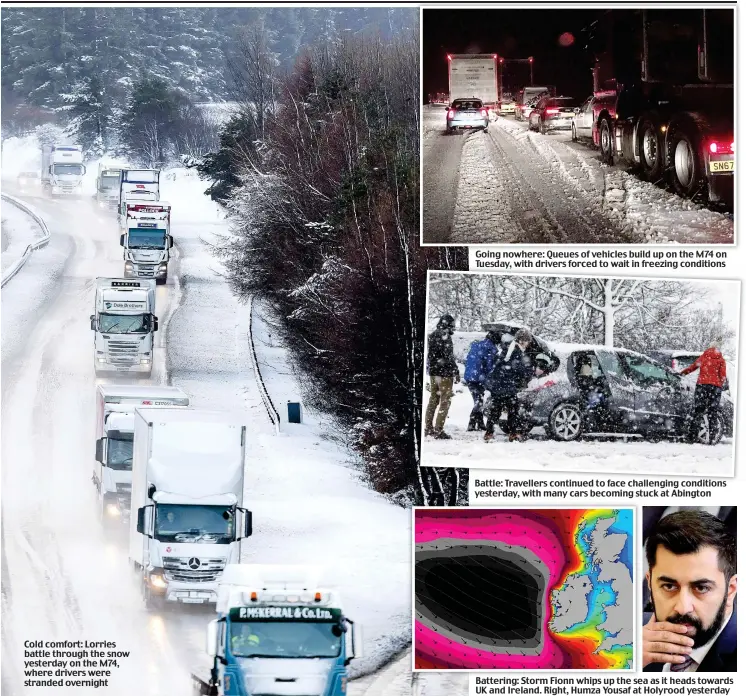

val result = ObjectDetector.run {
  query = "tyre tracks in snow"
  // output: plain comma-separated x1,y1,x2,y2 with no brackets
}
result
478,123,637,243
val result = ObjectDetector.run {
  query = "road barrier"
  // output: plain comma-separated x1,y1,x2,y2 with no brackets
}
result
247,295,281,433
1,193,51,288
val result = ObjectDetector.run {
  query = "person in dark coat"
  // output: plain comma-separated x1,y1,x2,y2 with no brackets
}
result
643,510,737,672
463,330,501,431
575,355,610,432
424,314,460,440
680,339,727,444
483,329,534,442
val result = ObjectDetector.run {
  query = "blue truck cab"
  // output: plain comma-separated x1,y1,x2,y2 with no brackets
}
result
193,565,361,696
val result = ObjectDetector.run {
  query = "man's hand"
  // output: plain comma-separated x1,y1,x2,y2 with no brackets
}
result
642,615,695,668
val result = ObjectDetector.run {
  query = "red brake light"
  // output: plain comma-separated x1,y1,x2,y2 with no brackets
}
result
546,108,560,115
709,141,734,155
447,109,455,119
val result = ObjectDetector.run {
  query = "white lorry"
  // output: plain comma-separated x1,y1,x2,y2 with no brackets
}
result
192,565,360,696
96,164,122,209
93,385,190,529
448,53,500,118
90,278,158,376
129,408,253,610
41,144,86,196
117,169,160,224
120,202,173,284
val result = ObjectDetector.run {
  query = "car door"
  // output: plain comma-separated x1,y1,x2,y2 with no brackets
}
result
595,350,637,422
576,97,594,137
619,353,683,431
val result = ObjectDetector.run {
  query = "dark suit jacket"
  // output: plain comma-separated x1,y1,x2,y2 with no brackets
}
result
643,610,737,672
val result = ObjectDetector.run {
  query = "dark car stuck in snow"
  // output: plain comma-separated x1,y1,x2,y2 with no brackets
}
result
497,342,727,445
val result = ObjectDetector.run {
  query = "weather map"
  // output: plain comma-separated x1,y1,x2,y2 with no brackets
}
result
414,508,633,669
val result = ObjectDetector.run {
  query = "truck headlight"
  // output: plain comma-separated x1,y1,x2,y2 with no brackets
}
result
98,358,107,363
158,263,168,271
124,261,134,270
105,503,121,517
140,358,151,365
149,573,167,589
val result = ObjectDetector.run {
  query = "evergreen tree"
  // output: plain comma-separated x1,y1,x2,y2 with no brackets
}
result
196,109,257,203
66,74,111,158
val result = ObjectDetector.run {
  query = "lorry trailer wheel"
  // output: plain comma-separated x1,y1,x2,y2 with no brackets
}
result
638,117,664,182
670,126,704,199
599,118,614,165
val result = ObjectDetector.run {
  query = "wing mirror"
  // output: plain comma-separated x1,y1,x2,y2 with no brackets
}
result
120,234,125,246
169,236,174,249
152,316,159,332
90,314,96,331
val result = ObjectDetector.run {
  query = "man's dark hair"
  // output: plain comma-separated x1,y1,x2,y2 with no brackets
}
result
646,510,736,581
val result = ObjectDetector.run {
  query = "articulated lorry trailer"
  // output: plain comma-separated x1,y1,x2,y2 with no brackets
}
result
91,278,158,376
592,8,733,202
192,565,360,696
93,385,190,529
448,53,500,118
96,164,123,209
41,144,86,196
117,169,161,222
120,202,173,284
129,409,253,610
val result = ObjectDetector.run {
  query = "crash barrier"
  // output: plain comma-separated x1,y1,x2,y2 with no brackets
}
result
247,294,281,434
1,193,51,288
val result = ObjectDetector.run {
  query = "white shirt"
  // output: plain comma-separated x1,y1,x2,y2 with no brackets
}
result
662,610,732,673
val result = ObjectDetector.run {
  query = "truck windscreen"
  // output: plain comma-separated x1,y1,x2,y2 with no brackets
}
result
53,164,83,175
154,504,234,543
230,622,342,659
101,176,120,190
98,313,151,334
128,229,167,249
108,434,134,470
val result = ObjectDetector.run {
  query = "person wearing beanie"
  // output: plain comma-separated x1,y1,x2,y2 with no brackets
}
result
424,314,460,440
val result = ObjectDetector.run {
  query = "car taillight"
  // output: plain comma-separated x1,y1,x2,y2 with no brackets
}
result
447,109,455,119
546,108,560,115
480,108,488,118
709,140,734,155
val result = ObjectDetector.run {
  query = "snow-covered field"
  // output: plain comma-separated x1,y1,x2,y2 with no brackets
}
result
1,140,413,694
421,380,733,476
421,105,734,244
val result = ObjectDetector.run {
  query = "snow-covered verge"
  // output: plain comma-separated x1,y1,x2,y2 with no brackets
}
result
421,379,733,476
160,167,413,677
1,196,46,274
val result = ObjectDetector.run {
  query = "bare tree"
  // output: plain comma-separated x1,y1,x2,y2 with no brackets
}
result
228,21,278,140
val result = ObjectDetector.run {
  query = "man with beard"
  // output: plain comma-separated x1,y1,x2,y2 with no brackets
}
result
643,509,737,672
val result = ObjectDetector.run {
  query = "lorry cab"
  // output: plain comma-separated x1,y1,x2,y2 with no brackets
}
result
120,202,173,284
194,565,361,696
97,165,122,209
41,145,86,196
93,385,190,529
91,278,158,376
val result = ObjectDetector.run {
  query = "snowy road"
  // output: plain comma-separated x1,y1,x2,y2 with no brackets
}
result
1,172,413,694
1,195,46,274
421,381,734,476
421,105,734,244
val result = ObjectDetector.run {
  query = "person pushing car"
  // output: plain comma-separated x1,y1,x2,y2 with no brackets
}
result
679,339,727,445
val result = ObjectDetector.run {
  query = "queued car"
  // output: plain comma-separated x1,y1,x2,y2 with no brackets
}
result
508,343,726,444
499,94,516,116
572,96,596,143
528,96,581,134
16,171,40,187
445,98,489,134
514,86,554,121
648,349,735,437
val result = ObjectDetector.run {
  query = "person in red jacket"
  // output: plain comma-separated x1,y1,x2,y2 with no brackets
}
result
680,340,727,444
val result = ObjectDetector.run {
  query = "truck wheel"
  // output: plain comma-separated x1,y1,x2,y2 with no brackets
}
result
638,117,664,183
548,403,584,442
599,118,614,165
669,125,705,200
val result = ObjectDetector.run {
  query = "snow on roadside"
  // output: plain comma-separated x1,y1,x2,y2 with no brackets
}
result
161,167,412,677
1,197,45,273
421,382,733,476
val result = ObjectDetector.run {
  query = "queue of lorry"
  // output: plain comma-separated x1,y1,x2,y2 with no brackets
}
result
81,172,361,695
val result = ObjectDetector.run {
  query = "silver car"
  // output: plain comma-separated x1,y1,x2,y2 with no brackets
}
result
446,99,489,134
